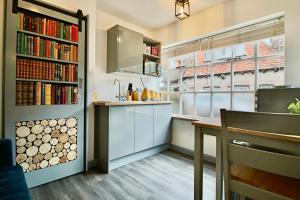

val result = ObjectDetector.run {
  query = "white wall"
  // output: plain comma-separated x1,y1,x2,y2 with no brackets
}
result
172,119,216,157
153,0,300,86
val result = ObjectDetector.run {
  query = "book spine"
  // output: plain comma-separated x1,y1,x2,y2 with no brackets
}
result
27,82,34,105
35,82,41,105
67,86,72,104
22,81,28,106
41,83,45,105
16,81,23,106
56,85,61,104
73,86,78,104
45,84,51,105
51,85,56,104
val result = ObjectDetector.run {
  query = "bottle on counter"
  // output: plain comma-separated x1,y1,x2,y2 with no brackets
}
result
126,83,133,101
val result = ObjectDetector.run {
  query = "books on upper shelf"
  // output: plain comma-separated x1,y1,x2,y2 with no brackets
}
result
17,12,79,42
16,81,78,106
17,32,78,62
16,58,78,82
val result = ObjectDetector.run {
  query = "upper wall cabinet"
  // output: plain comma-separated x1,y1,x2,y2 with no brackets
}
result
107,25,143,74
107,25,161,76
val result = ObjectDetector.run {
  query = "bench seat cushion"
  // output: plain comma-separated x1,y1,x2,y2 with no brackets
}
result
0,166,31,200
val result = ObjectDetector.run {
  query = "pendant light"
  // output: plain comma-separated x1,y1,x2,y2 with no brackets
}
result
175,0,190,20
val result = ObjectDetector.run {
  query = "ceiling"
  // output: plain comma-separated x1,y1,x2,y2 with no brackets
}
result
96,0,228,30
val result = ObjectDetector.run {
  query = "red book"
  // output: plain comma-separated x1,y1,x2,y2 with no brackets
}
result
76,26,78,42
51,85,56,104
16,58,20,78
69,64,72,82
46,19,49,35
52,20,55,37
28,16,32,32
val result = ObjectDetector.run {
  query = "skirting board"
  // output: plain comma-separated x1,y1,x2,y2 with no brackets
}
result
170,144,216,165
88,144,214,170
109,144,170,171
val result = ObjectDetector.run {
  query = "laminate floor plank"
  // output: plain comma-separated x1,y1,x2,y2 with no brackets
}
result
30,150,216,200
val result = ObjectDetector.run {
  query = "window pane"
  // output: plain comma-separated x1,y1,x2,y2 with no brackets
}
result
258,35,284,57
169,69,180,92
182,93,195,115
233,60,255,91
212,93,231,117
234,42,255,59
169,92,180,114
196,50,211,65
159,71,168,91
182,53,195,67
182,67,194,92
196,66,212,92
196,93,211,117
213,63,231,91
257,56,284,89
232,92,255,112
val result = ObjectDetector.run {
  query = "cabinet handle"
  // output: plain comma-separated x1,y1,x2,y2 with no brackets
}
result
79,78,83,88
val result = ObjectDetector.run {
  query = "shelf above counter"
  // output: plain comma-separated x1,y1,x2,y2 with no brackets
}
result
93,101,172,106
143,53,160,60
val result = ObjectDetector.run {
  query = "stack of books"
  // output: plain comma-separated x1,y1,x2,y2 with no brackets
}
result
16,58,77,82
16,81,78,106
17,33,78,62
17,12,79,42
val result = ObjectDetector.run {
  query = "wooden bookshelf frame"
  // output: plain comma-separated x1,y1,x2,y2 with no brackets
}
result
4,0,88,188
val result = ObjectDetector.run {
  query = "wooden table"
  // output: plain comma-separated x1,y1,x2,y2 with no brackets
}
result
192,118,222,200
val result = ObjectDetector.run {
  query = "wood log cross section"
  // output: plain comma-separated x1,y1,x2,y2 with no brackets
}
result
15,117,78,173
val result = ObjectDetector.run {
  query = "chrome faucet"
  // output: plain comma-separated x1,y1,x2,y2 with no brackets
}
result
114,79,121,101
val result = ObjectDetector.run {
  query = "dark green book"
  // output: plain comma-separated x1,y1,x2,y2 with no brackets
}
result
24,34,27,55
17,33,21,54
20,32,25,54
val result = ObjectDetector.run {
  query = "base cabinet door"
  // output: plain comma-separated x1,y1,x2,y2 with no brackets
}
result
109,106,135,160
154,105,172,146
134,105,154,152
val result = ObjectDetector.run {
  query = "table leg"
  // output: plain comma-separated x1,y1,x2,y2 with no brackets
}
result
194,127,204,200
216,134,223,200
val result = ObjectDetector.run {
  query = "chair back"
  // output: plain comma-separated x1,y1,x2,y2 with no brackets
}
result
221,109,300,200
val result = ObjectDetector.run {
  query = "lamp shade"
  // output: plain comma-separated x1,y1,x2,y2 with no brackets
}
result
175,0,190,20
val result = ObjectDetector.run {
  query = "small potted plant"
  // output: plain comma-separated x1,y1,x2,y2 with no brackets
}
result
287,98,300,114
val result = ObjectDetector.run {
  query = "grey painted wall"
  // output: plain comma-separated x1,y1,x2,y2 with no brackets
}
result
0,0,4,139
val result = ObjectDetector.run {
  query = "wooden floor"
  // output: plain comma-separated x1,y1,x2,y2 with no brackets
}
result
30,150,216,200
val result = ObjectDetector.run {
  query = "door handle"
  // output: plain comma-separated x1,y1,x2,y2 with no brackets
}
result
79,78,83,88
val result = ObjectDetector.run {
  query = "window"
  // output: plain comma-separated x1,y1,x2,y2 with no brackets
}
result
160,17,285,117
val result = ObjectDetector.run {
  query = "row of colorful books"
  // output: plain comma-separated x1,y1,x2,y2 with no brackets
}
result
17,32,78,62
17,12,79,42
16,58,78,82
16,81,78,106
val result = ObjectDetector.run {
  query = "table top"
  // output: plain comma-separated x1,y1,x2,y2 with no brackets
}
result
192,117,221,130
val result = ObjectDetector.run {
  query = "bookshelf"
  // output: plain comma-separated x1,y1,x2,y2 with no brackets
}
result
4,0,87,188
15,10,79,106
